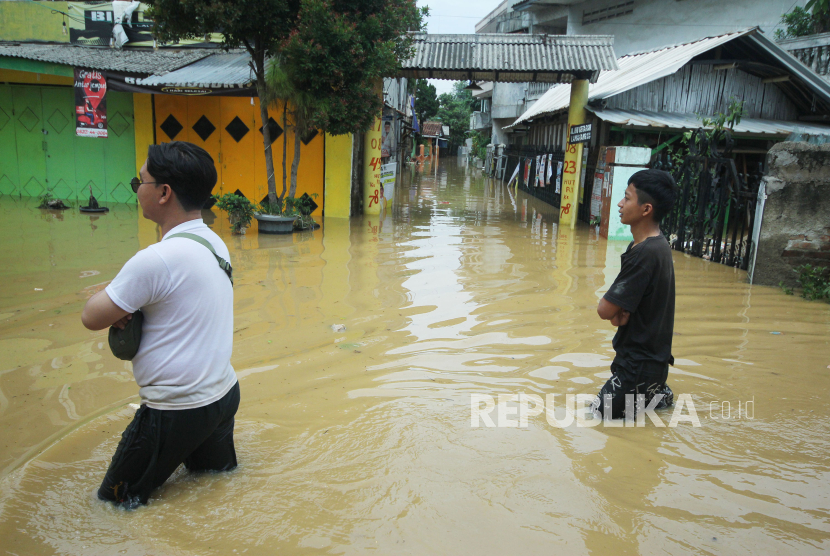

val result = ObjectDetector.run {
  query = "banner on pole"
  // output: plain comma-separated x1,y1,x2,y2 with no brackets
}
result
74,68,108,138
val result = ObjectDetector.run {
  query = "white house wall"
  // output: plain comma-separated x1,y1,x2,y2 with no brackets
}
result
567,0,807,56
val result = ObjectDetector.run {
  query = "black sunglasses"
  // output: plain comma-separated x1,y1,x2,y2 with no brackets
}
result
130,177,158,193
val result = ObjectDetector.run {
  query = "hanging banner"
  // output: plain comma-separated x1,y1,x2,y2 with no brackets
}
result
66,2,223,47
75,68,108,138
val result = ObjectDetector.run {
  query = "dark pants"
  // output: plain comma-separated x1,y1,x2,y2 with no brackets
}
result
99,381,240,508
591,363,672,420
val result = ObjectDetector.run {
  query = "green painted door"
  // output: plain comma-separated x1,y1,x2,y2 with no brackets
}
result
103,91,136,204
42,87,78,201
0,85,19,195
12,86,47,198
74,126,106,203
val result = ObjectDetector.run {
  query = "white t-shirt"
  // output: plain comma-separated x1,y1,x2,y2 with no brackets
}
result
106,219,236,410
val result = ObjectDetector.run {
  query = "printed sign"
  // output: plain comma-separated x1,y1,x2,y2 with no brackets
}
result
380,163,396,209
74,68,107,138
569,123,592,144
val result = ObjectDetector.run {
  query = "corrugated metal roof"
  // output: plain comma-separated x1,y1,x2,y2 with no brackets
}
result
588,107,830,136
513,29,755,125
401,33,618,84
421,121,444,137
139,52,253,86
0,44,213,75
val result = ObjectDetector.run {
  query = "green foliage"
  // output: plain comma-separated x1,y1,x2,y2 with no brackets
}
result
257,197,286,216
779,281,794,295
670,97,746,167
414,80,439,128
214,193,255,233
36,192,55,208
146,0,425,203
285,193,319,230
436,81,474,150
279,0,426,136
774,2,830,39
256,193,318,229
471,130,490,160
37,192,70,209
793,264,830,301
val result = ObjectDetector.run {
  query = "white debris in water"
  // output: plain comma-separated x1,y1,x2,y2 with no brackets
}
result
331,324,346,332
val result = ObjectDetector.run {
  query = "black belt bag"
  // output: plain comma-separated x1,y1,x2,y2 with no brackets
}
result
108,233,233,361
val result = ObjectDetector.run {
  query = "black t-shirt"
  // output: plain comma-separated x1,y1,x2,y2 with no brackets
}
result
603,234,675,371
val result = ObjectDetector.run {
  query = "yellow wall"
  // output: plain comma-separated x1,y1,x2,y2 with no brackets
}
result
324,133,352,218
153,95,324,215
0,69,72,86
133,93,154,176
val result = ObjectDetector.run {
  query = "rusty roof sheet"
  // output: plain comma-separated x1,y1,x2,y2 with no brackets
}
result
421,121,444,137
401,33,618,84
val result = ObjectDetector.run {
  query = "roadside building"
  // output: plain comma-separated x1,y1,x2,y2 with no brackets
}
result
471,0,808,149
0,1,353,217
506,28,830,220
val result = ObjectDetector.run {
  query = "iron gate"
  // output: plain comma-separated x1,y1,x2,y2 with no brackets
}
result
660,129,762,270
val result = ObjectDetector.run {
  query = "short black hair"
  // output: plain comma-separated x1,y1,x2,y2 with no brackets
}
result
146,142,217,211
629,169,678,223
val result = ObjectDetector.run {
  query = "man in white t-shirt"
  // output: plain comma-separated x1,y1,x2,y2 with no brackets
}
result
82,141,239,508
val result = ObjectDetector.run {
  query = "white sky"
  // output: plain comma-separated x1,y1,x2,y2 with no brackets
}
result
416,0,504,95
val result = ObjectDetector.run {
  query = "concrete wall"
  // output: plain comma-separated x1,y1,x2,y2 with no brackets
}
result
569,0,806,56
753,142,830,287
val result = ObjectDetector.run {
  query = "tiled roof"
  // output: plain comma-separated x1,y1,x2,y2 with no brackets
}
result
401,33,618,84
421,121,444,137
0,44,214,75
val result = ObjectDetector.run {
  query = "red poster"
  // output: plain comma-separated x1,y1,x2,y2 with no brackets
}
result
74,68,108,138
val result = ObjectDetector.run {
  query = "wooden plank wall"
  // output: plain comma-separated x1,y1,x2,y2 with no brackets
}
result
604,65,799,121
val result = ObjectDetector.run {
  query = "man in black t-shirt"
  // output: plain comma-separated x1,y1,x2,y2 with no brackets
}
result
592,169,679,420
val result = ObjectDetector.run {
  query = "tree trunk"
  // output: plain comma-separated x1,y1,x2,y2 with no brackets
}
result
253,52,276,206
289,122,302,199
281,101,288,201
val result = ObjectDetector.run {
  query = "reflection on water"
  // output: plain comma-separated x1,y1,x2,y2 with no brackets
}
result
1,159,830,555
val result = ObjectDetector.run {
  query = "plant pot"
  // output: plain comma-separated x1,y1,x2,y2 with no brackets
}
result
255,213,296,234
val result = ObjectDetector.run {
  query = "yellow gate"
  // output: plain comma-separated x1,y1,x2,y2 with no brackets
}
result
154,95,324,215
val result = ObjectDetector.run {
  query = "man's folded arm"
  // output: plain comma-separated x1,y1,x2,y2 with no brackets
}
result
82,290,130,331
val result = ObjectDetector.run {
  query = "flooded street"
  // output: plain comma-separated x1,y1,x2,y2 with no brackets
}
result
2,158,830,555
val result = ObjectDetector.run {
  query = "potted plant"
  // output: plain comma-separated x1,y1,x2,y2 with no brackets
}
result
254,197,296,234
214,193,255,235
286,193,319,231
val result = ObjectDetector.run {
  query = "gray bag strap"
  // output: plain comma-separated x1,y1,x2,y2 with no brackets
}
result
166,232,233,286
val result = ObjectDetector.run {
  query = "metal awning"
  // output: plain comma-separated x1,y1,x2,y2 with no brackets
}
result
400,33,618,83
588,107,830,136
138,51,253,87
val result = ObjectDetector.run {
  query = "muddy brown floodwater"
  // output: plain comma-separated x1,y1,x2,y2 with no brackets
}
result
1,158,830,555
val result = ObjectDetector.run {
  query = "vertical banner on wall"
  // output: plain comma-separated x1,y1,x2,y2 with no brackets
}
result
380,163,396,209
74,68,108,138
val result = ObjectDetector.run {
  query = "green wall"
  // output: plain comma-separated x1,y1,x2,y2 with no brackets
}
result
0,84,136,204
